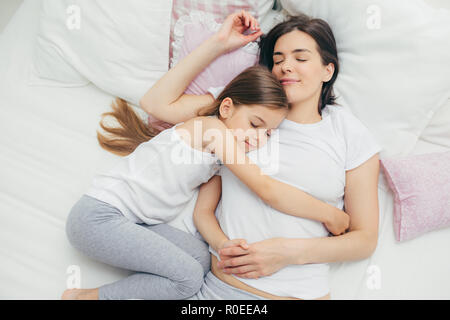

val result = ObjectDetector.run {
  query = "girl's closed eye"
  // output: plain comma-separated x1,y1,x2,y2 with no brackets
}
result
250,121,272,137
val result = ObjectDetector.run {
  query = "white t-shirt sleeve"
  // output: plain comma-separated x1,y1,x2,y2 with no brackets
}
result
207,86,225,100
339,109,382,171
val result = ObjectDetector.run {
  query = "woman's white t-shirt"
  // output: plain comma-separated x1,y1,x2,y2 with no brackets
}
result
212,105,382,299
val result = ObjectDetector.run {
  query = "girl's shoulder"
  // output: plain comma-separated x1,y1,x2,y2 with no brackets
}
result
174,116,228,153
179,116,226,132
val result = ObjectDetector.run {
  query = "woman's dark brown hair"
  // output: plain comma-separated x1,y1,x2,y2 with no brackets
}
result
97,65,289,156
259,13,339,113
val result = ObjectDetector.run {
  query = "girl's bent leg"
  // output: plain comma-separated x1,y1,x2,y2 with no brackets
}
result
65,195,207,300
143,223,211,276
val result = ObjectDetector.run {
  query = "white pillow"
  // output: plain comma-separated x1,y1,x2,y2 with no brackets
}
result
28,0,173,105
279,0,450,157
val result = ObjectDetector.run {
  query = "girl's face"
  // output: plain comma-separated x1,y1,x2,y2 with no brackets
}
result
271,30,334,106
219,98,287,152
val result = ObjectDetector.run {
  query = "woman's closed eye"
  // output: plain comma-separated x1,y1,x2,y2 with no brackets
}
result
274,59,306,65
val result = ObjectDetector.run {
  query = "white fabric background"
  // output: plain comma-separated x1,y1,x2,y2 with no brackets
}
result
0,0,449,299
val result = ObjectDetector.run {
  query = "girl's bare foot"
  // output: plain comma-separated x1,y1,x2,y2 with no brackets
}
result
61,288,99,300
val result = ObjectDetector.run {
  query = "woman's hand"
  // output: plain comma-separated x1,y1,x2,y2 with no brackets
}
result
212,11,263,54
217,238,299,279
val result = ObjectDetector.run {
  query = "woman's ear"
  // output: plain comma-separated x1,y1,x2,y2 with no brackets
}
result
218,97,235,119
322,63,335,83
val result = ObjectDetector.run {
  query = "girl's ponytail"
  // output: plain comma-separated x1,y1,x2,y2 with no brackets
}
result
97,98,161,156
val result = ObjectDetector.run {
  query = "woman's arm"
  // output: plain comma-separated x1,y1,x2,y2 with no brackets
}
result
216,155,380,278
293,154,380,263
193,175,249,253
139,11,262,124
202,117,348,235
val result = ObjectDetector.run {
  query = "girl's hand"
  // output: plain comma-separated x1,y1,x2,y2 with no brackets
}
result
219,238,249,251
323,210,350,236
217,238,295,279
212,11,263,54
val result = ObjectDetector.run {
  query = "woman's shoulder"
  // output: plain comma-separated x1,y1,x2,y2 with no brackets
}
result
325,105,382,169
325,105,370,134
325,105,358,122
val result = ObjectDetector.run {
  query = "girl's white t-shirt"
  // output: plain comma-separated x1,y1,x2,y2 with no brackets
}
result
86,123,221,231
213,105,382,299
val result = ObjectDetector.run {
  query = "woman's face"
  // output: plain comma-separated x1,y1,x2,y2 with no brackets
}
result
271,29,334,106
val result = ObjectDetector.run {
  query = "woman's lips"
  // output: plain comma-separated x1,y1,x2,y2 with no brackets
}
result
280,79,300,85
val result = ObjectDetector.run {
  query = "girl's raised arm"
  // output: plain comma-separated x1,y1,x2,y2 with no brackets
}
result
139,11,262,125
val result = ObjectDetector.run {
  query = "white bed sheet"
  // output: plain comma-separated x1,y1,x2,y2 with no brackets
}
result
0,0,449,299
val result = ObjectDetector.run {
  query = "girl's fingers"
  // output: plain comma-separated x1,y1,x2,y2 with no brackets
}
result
250,17,258,30
217,254,252,269
241,30,263,45
241,10,251,28
219,246,248,257
223,238,247,248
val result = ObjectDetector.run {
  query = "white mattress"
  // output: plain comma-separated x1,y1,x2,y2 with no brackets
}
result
0,0,449,299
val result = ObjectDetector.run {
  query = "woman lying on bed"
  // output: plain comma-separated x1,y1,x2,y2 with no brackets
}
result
140,11,381,300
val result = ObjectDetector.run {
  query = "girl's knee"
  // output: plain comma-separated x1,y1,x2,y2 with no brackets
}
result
174,262,205,298
65,198,99,250
65,204,84,248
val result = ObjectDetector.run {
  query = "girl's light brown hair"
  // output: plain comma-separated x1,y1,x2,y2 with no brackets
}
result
97,65,289,157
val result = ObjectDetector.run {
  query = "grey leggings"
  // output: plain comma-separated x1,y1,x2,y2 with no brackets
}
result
65,195,211,300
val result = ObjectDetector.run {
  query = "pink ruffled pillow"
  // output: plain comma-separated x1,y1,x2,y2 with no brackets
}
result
148,16,259,131
380,151,450,242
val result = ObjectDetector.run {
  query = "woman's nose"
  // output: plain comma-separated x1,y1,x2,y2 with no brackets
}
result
281,59,292,73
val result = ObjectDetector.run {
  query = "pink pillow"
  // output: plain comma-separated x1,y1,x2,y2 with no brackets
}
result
176,23,258,95
169,0,260,63
148,15,259,130
380,151,450,242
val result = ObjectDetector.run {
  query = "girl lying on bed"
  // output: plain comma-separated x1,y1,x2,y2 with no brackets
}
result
62,63,349,300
